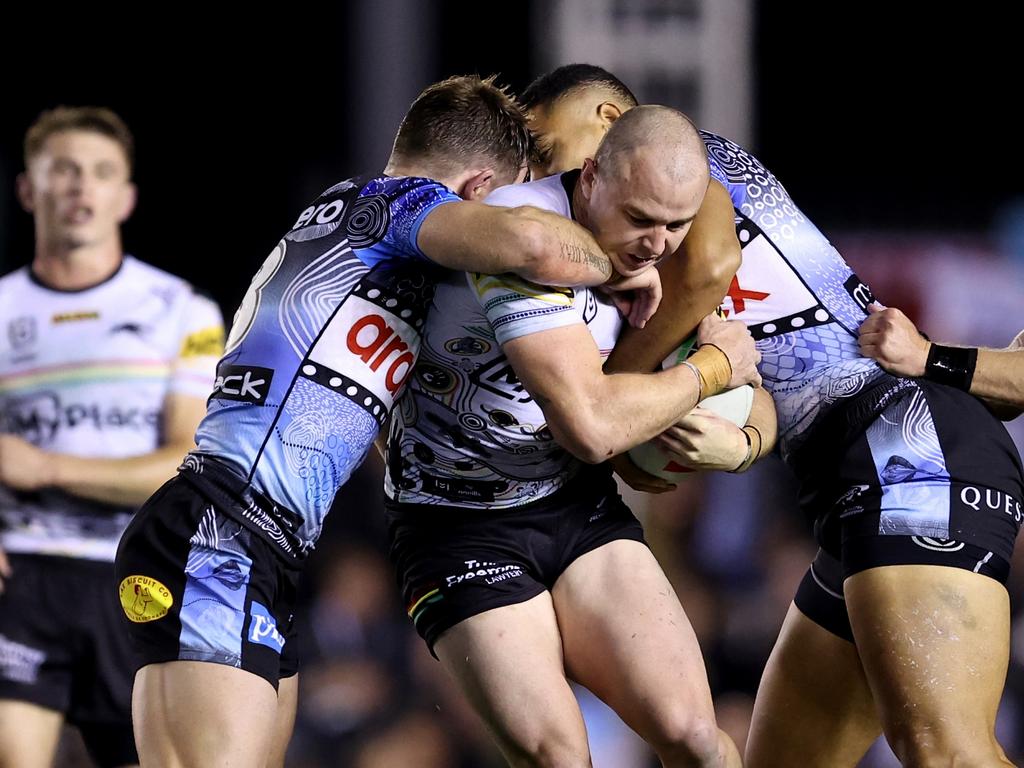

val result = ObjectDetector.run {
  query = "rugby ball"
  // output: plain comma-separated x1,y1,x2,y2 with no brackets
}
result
627,335,754,481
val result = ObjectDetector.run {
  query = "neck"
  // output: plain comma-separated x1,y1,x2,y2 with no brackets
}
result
32,238,124,291
571,177,591,230
384,157,459,192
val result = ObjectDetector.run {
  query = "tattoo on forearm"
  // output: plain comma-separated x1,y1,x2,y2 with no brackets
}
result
561,240,611,277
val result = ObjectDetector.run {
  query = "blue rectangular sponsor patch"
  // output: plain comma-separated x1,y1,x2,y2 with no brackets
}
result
248,601,285,654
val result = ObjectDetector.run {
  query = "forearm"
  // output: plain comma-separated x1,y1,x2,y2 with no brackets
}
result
972,347,1024,412
420,202,614,286
512,207,614,286
50,443,192,507
746,388,778,454
606,256,736,374
738,387,778,469
546,364,702,463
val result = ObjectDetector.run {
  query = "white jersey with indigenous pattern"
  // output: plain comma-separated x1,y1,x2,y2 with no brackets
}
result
385,173,621,508
0,257,223,560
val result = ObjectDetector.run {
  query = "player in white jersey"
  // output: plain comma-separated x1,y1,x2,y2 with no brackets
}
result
385,106,763,768
0,107,224,768
526,64,1024,767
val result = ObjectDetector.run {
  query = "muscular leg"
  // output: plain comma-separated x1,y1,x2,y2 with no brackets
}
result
846,565,1014,767
552,540,739,768
434,593,592,768
265,673,299,768
745,602,881,768
132,661,280,768
0,700,63,768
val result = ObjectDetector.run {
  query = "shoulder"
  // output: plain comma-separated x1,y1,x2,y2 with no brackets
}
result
485,175,570,216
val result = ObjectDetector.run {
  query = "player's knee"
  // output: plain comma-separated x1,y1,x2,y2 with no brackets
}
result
889,728,1007,768
506,732,592,768
648,712,724,766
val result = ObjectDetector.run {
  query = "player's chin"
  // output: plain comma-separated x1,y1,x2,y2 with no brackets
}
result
615,252,659,275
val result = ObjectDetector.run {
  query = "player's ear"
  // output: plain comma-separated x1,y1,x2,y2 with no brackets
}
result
597,101,623,129
457,169,496,201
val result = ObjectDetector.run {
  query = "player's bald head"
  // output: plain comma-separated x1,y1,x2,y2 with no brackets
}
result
593,105,708,187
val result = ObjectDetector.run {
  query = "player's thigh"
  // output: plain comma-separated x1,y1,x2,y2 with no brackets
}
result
434,592,590,766
552,539,716,741
0,700,63,768
264,672,298,768
746,590,880,768
133,660,279,768
847,562,1010,762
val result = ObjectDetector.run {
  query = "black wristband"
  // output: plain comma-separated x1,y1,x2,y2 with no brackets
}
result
924,344,978,391
730,428,754,473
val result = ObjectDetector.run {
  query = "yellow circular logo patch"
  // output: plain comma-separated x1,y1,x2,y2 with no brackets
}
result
119,575,174,623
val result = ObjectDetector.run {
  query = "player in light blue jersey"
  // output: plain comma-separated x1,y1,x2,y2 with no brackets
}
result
113,75,661,768
526,65,1024,767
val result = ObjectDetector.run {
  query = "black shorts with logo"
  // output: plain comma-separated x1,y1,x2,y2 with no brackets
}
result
386,467,646,653
0,554,138,768
792,380,1024,641
114,474,301,689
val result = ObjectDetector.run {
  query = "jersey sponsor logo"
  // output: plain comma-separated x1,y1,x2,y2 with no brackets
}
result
467,356,532,403
119,575,174,623
51,311,100,324
248,601,285,653
730,230,818,325
911,536,965,553
2,393,160,444
308,295,419,408
844,275,876,312
836,484,872,518
7,317,36,350
444,558,525,588
421,473,509,503
0,634,46,684
211,365,274,403
960,486,1023,524
179,326,225,358
723,275,770,316
292,195,348,230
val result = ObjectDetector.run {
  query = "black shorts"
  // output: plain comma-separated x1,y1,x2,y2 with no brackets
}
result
794,380,1024,641
386,468,646,653
0,554,138,768
114,475,301,689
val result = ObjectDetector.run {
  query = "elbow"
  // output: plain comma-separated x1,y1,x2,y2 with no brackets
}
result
547,411,613,464
567,436,609,465
706,239,742,292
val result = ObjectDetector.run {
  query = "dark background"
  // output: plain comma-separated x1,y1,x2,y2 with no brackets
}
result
2,3,1018,315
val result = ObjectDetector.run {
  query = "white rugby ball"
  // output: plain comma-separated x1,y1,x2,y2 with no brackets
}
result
627,336,754,482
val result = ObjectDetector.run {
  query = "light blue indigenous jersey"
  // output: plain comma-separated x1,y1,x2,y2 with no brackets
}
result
190,176,458,558
702,131,895,461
